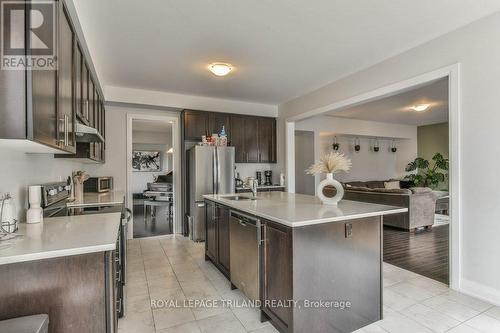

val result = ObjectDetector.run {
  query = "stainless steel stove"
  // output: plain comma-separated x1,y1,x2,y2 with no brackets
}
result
38,181,130,319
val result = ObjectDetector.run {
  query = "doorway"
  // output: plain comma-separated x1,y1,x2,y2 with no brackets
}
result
286,64,460,288
126,113,181,239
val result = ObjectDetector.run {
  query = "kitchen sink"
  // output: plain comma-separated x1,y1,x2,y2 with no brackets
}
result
223,196,257,201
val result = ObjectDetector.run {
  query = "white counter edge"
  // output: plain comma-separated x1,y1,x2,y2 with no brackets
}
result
0,243,116,266
204,196,408,227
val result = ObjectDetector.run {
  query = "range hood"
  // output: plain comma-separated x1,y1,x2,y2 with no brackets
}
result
75,123,104,143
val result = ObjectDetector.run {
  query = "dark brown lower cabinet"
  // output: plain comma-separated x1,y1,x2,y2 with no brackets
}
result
0,252,112,333
205,201,230,277
205,201,383,333
205,200,217,262
261,219,293,333
217,205,230,275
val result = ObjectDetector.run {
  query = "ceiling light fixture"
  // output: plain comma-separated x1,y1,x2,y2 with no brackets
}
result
411,104,431,112
208,63,233,76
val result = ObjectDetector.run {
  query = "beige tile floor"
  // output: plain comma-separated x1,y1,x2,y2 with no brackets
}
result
120,235,500,333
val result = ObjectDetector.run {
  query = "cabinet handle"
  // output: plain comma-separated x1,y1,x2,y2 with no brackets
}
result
116,298,122,312
85,100,89,119
58,117,65,145
64,115,69,146
246,152,249,162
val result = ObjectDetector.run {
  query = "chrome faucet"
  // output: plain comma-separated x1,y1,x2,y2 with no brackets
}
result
250,179,258,197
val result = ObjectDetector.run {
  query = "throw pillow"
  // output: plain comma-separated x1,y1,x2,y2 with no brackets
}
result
384,181,400,189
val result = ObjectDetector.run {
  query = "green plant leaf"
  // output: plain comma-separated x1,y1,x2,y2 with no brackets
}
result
415,157,429,169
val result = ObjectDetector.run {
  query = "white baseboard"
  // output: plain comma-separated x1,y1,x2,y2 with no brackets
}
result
460,278,500,306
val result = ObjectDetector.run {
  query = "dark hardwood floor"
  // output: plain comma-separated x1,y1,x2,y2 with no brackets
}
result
133,202,173,238
383,224,449,284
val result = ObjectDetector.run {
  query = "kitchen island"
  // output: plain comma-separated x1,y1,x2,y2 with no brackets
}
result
0,211,123,333
204,192,407,333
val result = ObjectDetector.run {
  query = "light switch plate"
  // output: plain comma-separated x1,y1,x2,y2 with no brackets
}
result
345,223,353,238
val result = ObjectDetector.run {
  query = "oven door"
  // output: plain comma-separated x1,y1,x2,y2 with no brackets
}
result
43,202,69,217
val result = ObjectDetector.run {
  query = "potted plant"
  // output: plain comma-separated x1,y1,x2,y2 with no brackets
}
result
404,153,449,188
306,152,352,205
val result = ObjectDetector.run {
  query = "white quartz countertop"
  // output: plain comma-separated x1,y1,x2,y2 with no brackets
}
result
66,191,125,208
0,213,121,266
236,185,285,190
204,192,408,227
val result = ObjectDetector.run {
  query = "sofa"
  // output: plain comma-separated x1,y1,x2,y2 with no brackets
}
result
342,180,438,231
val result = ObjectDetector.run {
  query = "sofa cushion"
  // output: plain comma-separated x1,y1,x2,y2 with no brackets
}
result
346,186,411,194
345,180,388,189
384,181,401,189
345,181,370,188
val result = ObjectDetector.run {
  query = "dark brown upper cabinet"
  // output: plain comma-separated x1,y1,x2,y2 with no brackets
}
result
209,112,231,138
257,117,277,163
231,115,275,163
88,78,95,128
242,116,260,163
0,0,76,154
81,61,89,124
57,2,76,154
74,43,85,125
184,110,210,141
182,110,277,164
230,116,246,162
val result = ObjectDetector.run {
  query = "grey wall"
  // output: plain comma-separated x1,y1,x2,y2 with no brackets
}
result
85,105,180,194
294,131,315,195
0,149,84,222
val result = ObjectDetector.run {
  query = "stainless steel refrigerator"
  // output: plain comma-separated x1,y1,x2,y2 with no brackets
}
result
187,146,235,241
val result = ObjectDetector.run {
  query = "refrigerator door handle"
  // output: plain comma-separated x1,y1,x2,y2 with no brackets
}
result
213,148,218,194
216,148,220,194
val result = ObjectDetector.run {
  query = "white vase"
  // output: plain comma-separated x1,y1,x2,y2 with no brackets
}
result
317,173,344,205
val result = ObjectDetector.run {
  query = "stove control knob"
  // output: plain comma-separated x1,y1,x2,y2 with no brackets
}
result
48,189,57,196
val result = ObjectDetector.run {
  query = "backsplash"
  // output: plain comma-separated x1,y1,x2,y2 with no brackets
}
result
0,147,84,222
235,163,282,185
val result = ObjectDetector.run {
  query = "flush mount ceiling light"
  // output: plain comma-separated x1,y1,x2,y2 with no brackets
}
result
411,104,431,112
208,63,233,76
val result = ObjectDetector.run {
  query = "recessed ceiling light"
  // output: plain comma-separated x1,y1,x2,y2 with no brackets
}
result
208,63,233,76
411,104,431,112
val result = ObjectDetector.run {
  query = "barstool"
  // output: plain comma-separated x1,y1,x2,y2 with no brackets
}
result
144,200,173,223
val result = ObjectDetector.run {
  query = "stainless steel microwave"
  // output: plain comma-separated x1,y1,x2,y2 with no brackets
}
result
84,177,113,193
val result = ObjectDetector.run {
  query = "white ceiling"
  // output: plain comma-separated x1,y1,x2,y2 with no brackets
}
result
132,120,172,134
73,0,500,104
326,78,449,126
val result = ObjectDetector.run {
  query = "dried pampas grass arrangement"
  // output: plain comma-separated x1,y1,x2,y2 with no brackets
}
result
306,152,352,175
